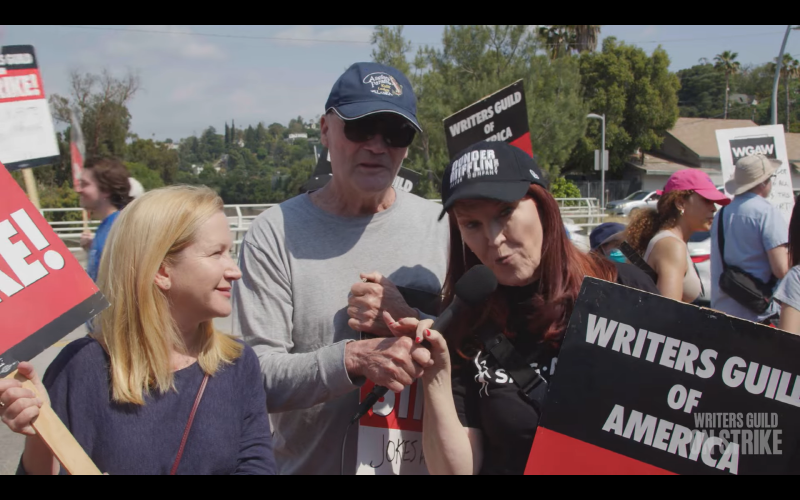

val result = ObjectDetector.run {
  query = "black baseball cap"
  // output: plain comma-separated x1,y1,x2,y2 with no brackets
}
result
325,62,422,132
440,141,548,220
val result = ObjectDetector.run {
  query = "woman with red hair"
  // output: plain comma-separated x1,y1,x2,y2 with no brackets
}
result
385,141,658,475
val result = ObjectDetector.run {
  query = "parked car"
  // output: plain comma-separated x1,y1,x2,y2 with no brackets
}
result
564,220,591,253
606,191,660,217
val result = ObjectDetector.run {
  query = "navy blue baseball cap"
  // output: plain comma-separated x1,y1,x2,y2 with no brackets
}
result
325,62,422,132
440,141,548,220
590,222,626,250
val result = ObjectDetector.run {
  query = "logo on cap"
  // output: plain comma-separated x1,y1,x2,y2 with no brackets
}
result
450,149,500,188
529,169,539,180
363,72,403,97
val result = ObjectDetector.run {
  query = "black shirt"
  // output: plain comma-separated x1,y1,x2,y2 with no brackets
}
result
452,262,659,475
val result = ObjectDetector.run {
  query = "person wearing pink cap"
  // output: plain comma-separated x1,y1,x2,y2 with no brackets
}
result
627,169,731,303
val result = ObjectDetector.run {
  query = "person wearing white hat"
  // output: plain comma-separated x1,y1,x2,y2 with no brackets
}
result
129,177,145,199
710,153,790,324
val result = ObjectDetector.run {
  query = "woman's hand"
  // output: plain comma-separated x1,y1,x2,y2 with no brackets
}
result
0,363,48,436
383,311,451,386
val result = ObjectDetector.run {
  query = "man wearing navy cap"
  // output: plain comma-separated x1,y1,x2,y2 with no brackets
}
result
232,63,449,475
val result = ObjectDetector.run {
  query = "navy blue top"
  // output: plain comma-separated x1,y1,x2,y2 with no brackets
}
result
19,337,275,475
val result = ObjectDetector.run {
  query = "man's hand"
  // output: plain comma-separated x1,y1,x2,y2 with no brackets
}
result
344,336,433,393
347,272,418,336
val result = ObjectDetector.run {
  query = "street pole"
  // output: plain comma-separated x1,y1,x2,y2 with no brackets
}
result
601,114,606,210
771,26,796,125
587,113,607,209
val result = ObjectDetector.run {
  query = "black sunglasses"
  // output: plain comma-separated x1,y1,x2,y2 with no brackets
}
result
342,114,416,148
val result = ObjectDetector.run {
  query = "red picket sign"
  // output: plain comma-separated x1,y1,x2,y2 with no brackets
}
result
0,162,107,376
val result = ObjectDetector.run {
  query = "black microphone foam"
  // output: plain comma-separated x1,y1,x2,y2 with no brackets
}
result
455,264,499,305
350,265,498,424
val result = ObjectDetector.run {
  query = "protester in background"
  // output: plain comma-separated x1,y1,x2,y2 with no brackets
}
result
384,141,658,475
0,186,275,475
711,154,789,324
232,62,449,475
76,157,133,282
627,170,730,303
590,222,627,263
774,197,800,334
129,177,145,200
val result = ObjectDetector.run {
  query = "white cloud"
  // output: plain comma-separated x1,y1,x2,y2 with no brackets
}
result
103,25,225,62
272,25,373,47
640,26,659,38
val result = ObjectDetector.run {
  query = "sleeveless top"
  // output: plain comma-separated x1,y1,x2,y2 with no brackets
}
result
644,230,702,303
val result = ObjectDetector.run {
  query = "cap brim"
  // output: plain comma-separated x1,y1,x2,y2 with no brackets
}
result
726,159,782,196
330,102,423,132
438,180,530,220
695,188,732,206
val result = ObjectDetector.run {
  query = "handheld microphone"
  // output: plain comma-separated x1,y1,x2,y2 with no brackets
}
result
350,265,498,423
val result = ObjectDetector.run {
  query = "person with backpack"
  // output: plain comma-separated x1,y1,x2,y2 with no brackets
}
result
710,154,790,324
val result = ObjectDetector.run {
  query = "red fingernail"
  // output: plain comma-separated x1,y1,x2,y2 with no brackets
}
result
416,337,421,343
425,330,431,337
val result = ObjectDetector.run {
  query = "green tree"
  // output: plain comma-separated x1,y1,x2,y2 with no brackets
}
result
714,51,741,119
676,63,726,118
126,138,180,184
371,24,587,195
287,116,306,134
549,177,581,199
49,69,140,157
572,37,680,174
125,161,165,191
371,25,412,74
538,25,602,59
774,54,800,130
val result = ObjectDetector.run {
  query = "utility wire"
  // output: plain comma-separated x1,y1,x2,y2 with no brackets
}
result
51,25,789,48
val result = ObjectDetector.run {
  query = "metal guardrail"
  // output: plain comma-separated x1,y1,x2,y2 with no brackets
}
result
43,197,607,258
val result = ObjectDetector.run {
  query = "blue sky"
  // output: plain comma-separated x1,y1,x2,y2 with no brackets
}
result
2,25,798,141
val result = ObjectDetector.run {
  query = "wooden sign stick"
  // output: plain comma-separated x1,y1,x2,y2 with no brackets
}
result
8,370,101,475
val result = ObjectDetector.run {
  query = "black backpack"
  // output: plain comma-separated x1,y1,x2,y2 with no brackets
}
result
716,206,776,314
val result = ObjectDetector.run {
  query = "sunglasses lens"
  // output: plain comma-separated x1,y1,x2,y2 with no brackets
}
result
343,115,416,148
384,122,416,148
343,118,375,143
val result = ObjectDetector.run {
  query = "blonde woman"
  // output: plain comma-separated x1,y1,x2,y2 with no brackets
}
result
0,186,275,475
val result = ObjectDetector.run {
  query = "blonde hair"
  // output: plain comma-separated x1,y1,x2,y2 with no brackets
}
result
94,185,243,405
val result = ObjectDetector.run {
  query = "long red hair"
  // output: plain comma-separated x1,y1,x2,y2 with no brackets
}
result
443,184,618,354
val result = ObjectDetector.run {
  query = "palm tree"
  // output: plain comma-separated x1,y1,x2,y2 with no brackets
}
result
538,25,602,58
539,25,569,59
714,51,741,119
571,25,602,53
791,58,800,130
778,54,800,130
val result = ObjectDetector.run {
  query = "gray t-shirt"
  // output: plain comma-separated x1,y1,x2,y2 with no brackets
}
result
231,189,449,475
775,266,800,312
